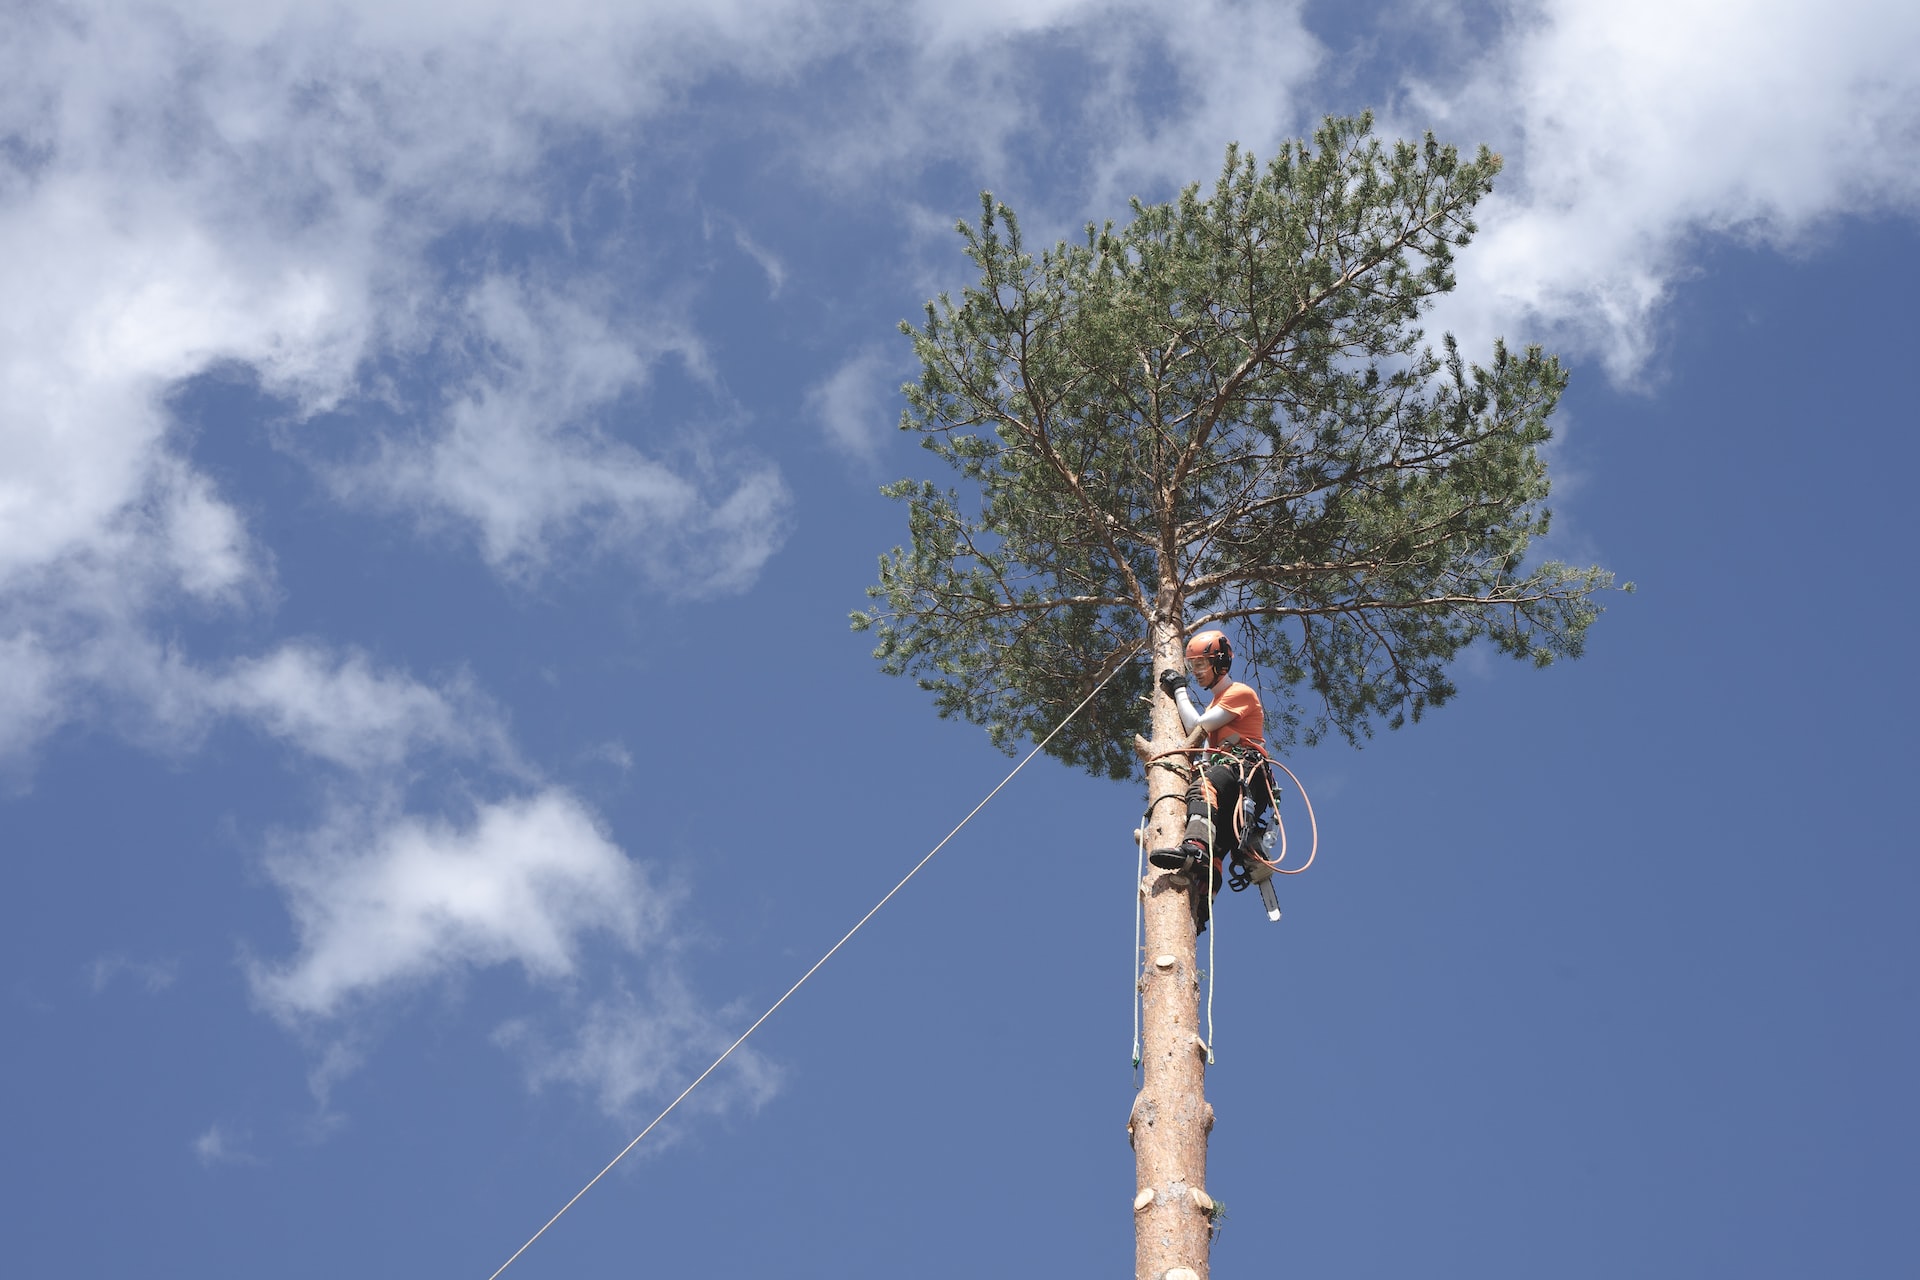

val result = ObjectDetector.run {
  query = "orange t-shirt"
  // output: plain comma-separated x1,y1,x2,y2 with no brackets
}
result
1204,680,1265,753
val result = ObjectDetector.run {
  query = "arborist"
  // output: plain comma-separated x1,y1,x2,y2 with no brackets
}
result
1149,630,1273,905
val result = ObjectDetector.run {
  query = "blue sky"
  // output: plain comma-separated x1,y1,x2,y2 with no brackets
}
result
3,2,1917,1276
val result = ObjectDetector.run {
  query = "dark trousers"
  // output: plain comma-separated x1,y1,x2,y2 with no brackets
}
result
1185,752,1273,858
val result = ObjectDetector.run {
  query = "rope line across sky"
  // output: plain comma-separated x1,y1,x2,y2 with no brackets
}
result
486,648,1141,1280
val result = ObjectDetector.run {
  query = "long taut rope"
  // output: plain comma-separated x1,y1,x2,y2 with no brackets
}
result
485,650,1141,1280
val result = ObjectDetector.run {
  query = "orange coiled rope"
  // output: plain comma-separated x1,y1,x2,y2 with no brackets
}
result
1139,744,1319,875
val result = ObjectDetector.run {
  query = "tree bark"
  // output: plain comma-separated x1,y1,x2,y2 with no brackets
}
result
1130,616,1213,1280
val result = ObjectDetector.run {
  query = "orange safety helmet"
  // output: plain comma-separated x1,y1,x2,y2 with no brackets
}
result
1184,629,1232,687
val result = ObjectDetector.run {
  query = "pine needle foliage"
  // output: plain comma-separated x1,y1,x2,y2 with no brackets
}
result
853,114,1616,780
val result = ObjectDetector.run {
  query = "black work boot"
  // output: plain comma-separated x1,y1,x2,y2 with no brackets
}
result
1148,838,1210,871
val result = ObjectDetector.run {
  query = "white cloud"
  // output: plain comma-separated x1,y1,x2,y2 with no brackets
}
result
584,740,634,772
87,954,180,994
332,276,792,593
1076,0,1324,209
0,155,371,606
0,633,62,767
207,644,514,774
807,347,898,461
304,1040,368,1119
780,1,1323,214
1399,0,1920,379
192,1122,258,1167
724,219,789,297
2,0,828,772
0,600,514,778
497,973,782,1122
249,785,762,1118
250,789,660,1022
367,403,790,593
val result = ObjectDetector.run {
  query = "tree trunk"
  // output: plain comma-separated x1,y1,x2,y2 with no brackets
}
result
1130,617,1213,1280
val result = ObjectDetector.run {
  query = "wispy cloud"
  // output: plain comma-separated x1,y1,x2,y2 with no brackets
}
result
496,972,782,1125
250,789,657,1022
192,1123,259,1168
208,645,518,774
0,634,62,770
723,218,789,297
247,785,775,1118
327,275,792,595
86,954,180,995
807,347,898,462
583,740,635,772
0,610,515,781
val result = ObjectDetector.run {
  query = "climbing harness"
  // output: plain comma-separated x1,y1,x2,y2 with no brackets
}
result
1138,742,1317,921
1132,740,1319,1070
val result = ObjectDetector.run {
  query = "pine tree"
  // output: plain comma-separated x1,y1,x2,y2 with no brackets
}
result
854,113,1616,1280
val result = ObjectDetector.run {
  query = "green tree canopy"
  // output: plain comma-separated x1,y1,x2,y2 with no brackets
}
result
855,114,1617,780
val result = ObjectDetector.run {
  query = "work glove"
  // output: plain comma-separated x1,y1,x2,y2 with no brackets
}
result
1158,668,1186,698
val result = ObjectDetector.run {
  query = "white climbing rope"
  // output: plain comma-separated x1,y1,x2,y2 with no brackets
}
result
1204,803,1217,1065
1132,821,1144,1075
1198,802,1213,1074
484,651,1139,1280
